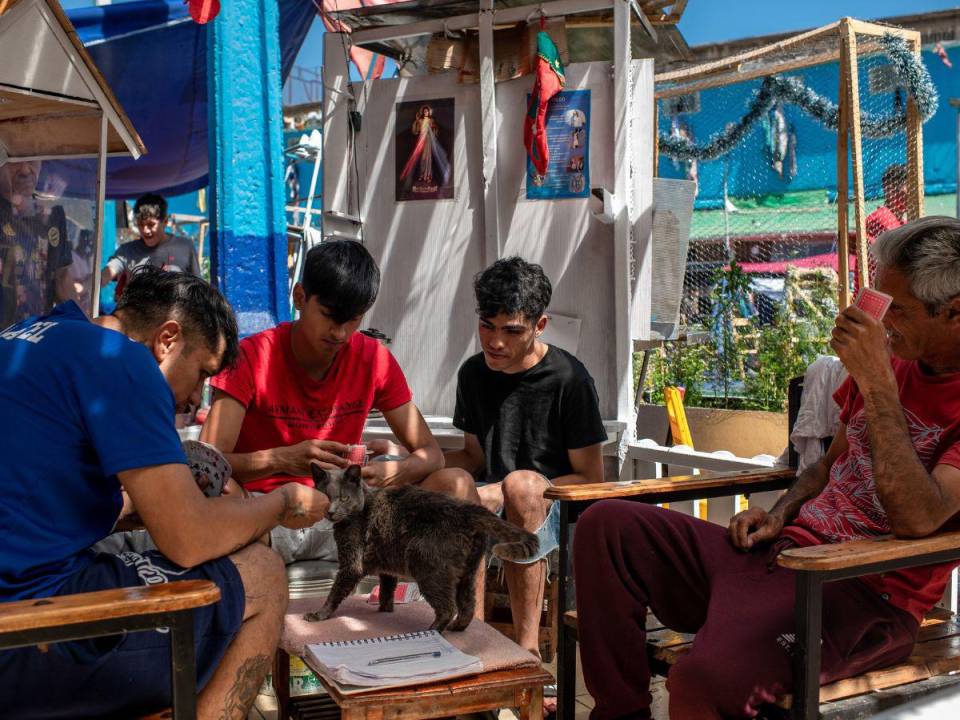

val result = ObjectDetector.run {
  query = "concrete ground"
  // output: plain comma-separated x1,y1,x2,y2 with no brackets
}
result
247,647,670,720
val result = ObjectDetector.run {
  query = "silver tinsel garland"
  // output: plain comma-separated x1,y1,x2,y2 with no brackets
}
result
659,34,938,162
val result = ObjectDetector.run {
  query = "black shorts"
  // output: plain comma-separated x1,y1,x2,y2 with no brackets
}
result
0,550,245,719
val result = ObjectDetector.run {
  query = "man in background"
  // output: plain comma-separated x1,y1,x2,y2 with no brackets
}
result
101,193,201,299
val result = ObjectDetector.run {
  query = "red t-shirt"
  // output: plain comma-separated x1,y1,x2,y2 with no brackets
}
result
210,324,412,493
865,205,904,241
784,358,960,622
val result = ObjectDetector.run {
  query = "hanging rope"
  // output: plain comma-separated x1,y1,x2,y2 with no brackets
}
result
658,34,938,162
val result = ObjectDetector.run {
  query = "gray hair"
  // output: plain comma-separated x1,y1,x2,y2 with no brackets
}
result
872,216,960,313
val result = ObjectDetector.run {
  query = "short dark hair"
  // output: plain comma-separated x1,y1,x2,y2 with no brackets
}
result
134,193,168,222
115,266,239,370
882,163,908,189
301,240,380,324
474,257,552,323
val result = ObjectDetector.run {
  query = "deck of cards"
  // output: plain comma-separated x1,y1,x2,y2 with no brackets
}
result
182,439,231,498
854,287,893,321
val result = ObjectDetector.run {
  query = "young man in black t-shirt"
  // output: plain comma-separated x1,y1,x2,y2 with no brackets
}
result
427,257,607,660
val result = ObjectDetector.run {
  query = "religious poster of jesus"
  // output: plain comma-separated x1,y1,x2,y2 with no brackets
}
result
395,98,455,202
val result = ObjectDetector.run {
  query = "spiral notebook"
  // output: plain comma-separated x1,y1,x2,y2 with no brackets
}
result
304,630,484,693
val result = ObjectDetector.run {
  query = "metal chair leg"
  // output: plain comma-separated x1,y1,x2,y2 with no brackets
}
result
792,572,823,720
169,610,197,720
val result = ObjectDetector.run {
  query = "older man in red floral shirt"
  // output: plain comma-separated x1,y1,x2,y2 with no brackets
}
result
575,216,960,719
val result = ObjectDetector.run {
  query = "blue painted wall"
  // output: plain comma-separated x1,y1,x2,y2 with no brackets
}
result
658,48,960,207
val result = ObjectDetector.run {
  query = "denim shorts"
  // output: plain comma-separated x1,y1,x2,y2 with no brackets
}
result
479,478,560,565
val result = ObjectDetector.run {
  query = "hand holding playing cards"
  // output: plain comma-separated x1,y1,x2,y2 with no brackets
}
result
831,301,894,390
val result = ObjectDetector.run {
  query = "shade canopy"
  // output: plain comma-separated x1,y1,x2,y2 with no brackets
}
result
64,0,316,198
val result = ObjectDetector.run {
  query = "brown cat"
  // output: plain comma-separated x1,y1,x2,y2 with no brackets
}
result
304,464,538,632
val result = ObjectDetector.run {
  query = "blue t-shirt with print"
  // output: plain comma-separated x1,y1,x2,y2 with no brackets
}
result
0,302,186,600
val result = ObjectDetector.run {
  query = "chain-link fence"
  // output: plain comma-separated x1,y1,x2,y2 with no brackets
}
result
646,23,932,412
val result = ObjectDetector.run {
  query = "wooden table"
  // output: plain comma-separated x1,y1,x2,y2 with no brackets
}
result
274,647,553,720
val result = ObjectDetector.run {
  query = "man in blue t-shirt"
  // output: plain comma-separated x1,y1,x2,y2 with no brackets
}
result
0,268,330,719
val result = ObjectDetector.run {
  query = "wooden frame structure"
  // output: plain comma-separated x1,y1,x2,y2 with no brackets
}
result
322,0,661,444
653,17,924,309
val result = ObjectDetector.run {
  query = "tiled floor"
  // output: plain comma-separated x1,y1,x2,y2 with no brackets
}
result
248,647,670,720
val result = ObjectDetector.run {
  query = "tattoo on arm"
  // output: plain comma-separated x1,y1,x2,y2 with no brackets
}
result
217,654,271,720
276,485,306,524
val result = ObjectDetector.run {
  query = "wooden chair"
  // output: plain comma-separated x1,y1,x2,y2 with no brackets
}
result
0,579,221,719
549,472,960,719
274,656,552,720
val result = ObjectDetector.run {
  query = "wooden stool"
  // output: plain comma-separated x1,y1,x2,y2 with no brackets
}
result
273,647,552,720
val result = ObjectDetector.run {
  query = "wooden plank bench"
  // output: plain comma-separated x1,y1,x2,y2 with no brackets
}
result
0,580,221,719
546,467,798,720
555,498,960,719
644,607,960,709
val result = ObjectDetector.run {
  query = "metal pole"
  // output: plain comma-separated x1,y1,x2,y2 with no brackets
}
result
556,502,577,720
478,0,500,263
950,99,960,219
169,610,198,719
793,571,824,720
90,113,108,318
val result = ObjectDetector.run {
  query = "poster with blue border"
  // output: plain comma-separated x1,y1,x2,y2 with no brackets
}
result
526,89,590,200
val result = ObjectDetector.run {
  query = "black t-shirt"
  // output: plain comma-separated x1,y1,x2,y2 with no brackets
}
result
453,345,607,482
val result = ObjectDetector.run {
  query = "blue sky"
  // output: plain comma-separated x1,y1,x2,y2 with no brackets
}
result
677,0,959,45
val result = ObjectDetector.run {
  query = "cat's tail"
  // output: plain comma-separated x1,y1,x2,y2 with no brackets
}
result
474,509,539,562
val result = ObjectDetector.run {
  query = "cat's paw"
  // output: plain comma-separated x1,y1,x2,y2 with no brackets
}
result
378,600,395,613
304,608,334,622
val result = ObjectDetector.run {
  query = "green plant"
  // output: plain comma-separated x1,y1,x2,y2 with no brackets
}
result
641,341,712,407
742,268,837,411
708,261,754,407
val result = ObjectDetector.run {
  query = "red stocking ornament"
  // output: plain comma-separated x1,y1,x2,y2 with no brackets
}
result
524,20,565,177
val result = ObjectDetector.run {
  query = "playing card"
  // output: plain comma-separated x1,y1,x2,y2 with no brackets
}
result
367,582,421,604
854,287,893,321
182,439,231,497
345,444,368,466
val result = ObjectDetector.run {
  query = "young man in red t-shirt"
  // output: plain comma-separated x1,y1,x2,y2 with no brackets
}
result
574,216,960,719
202,241,473,562
866,163,908,241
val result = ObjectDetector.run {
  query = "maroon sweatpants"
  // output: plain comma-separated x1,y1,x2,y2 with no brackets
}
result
573,501,919,720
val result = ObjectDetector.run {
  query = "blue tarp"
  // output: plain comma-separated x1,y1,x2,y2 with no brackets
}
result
67,1,316,199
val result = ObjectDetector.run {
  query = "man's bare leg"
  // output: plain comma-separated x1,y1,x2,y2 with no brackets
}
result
197,542,288,720
420,468,486,620
480,471,550,656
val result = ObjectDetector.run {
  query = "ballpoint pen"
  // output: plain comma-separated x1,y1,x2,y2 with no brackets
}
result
367,650,442,666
